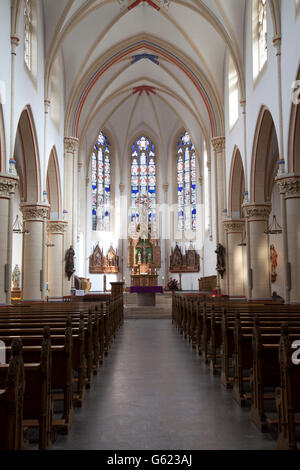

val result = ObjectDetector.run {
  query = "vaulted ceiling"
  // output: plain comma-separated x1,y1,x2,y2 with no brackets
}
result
42,0,247,169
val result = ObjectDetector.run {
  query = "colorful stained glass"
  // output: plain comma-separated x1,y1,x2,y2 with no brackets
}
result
131,136,156,223
91,131,111,231
177,131,197,232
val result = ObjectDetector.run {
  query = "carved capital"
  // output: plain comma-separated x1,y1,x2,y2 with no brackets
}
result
20,204,50,222
64,136,79,154
0,175,18,198
119,183,125,193
223,219,245,233
47,220,67,234
242,203,272,221
276,174,300,197
44,99,51,114
211,136,225,153
10,35,20,52
163,183,169,192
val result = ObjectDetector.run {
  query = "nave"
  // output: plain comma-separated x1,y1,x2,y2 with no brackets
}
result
53,317,276,451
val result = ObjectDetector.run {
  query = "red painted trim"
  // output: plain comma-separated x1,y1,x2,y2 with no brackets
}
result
74,42,216,137
128,0,160,10
292,104,299,172
18,123,28,201
25,109,40,202
252,109,267,202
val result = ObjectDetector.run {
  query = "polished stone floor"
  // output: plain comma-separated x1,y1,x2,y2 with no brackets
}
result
53,319,277,450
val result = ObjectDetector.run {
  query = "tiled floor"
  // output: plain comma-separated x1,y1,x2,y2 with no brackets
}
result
53,319,277,450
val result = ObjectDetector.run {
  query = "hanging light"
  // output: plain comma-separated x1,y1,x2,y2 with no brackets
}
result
12,215,30,235
264,215,282,235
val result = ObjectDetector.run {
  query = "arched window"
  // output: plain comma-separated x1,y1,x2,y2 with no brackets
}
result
24,0,37,80
24,0,32,71
252,0,267,80
177,131,196,232
296,0,300,17
131,136,156,222
228,54,239,129
91,132,111,231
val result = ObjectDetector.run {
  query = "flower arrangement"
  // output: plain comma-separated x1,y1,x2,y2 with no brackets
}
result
167,278,179,291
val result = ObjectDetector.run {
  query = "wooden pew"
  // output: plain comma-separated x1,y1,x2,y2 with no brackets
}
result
0,338,25,450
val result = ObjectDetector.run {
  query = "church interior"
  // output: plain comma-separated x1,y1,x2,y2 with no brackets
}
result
1,0,300,452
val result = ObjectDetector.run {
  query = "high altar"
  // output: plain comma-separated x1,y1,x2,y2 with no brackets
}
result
128,232,161,287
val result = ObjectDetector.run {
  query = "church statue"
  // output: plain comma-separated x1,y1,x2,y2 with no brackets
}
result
65,245,75,281
270,244,278,283
215,243,226,279
12,264,21,289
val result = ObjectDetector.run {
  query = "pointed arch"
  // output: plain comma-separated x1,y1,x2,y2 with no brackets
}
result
0,104,6,173
228,146,245,218
288,63,300,173
46,146,62,219
13,106,41,202
250,106,279,203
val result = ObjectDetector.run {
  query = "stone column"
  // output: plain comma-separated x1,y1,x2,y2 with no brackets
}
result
63,136,79,294
243,203,272,300
277,175,300,303
0,175,18,304
211,137,226,243
212,137,227,293
223,219,245,297
20,203,50,301
47,220,67,298
163,183,169,289
206,160,213,241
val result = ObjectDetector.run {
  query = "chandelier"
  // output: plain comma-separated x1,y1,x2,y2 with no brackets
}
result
118,0,171,10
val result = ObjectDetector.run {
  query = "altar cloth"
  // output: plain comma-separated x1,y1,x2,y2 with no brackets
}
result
130,286,163,294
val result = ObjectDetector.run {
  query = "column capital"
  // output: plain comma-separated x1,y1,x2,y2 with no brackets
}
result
211,136,225,153
273,35,282,54
163,183,169,192
44,99,51,114
0,174,18,198
20,203,50,222
223,218,245,233
47,220,67,234
64,136,79,154
119,183,125,193
276,174,300,197
242,203,272,221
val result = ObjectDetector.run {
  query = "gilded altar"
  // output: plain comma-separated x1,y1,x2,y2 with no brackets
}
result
89,244,119,274
128,233,160,286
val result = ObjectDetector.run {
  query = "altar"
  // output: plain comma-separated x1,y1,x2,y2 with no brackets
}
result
130,285,163,306
130,272,158,287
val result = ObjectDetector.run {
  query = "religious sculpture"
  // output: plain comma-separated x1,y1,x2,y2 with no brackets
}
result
270,244,278,283
65,245,75,281
169,243,199,273
215,243,226,279
89,244,119,273
12,264,21,289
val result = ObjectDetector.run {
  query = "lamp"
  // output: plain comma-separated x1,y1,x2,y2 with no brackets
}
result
264,215,282,235
12,215,30,235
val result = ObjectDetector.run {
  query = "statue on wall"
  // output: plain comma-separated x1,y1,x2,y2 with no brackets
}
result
215,243,225,279
65,245,75,281
270,244,278,283
12,264,21,289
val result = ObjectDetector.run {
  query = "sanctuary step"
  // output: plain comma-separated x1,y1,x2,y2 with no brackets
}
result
124,292,172,306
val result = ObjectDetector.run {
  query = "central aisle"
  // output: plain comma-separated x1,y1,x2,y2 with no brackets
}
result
53,319,276,450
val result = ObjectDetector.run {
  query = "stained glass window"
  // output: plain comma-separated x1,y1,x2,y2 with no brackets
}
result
177,131,197,232
131,136,156,223
24,0,32,71
91,132,111,231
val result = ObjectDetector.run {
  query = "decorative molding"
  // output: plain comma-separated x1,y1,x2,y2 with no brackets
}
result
20,204,50,222
276,174,300,197
64,136,79,154
0,175,18,198
211,136,225,153
47,220,67,234
242,203,272,221
163,183,169,192
119,183,125,193
223,219,245,233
